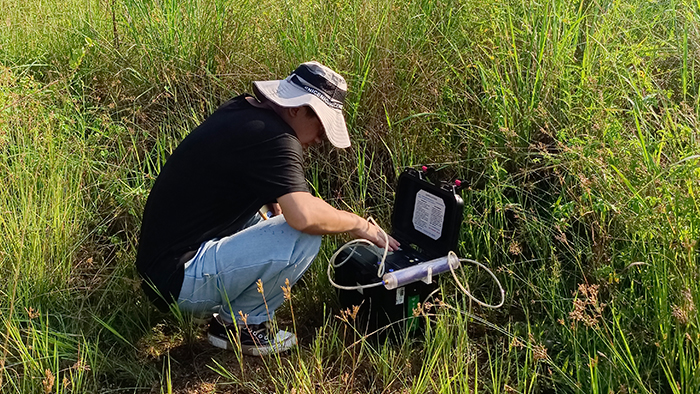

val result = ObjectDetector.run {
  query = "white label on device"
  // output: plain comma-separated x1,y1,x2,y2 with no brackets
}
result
396,287,405,305
412,189,445,240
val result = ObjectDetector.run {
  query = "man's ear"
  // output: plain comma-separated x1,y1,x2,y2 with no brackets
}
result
286,106,302,118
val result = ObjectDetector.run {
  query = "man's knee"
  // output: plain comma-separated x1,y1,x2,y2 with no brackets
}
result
274,216,322,249
297,231,322,252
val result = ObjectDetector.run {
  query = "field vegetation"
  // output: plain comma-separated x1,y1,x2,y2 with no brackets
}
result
1,0,699,392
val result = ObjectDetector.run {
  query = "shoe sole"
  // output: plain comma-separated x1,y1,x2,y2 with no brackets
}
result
207,333,297,356
208,332,236,350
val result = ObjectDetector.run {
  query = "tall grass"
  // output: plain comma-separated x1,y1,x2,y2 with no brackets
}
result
1,0,699,392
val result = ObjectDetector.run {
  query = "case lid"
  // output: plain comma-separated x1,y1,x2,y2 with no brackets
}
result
391,168,464,259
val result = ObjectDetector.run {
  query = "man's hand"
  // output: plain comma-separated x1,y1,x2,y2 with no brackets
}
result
349,219,400,251
265,202,282,217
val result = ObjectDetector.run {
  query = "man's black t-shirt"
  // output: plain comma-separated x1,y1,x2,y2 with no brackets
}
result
136,94,309,310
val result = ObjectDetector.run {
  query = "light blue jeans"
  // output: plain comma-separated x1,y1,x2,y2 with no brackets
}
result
177,214,322,325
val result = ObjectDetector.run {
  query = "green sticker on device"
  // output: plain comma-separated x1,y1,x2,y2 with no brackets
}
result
407,294,420,332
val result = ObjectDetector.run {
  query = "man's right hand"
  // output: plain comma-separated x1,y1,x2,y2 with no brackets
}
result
349,219,400,251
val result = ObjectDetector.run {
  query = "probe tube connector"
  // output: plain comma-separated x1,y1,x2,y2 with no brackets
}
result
382,255,460,290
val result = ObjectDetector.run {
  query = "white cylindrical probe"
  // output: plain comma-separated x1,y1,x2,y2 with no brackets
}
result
382,254,460,290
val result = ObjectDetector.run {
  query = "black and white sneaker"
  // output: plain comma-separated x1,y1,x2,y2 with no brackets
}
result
207,314,297,356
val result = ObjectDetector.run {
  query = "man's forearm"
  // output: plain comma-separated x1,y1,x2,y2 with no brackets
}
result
279,192,366,235
278,191,399,250
302,200,367,235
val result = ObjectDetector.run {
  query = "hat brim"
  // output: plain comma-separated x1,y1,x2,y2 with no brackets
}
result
254,79,351,149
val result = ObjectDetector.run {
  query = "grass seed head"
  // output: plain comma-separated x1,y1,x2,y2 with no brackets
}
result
238,310,248,325
71,359,90,372
510,336,525,349
533,343,548,362
569,284,605,328
434,298,448,309
339,304,361,322
683,289,695,312
672,305,690,325
508,240,522,255
412,302,425,317
42,369,55,394
26,307,39,319
282,278,292,300
672,288,696,325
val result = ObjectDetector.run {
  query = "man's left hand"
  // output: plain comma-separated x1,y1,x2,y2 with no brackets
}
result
266,202,282,217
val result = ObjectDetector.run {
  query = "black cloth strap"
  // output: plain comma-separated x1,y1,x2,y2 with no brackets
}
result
291,65,347,104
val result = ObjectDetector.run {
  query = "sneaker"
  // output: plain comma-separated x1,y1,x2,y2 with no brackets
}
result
207,314,297,356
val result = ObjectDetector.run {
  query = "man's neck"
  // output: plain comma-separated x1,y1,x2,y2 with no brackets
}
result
246,96,291,124
245,95,267,109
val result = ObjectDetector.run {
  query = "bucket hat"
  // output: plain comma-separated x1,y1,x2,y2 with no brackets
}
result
253,61,350,148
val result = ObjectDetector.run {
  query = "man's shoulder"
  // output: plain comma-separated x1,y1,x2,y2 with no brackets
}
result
217,94,252,110
216,94,272,118
184,95,291,144
211,95,289,130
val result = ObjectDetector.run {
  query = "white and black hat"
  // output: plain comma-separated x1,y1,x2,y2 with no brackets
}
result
253,61,350,148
